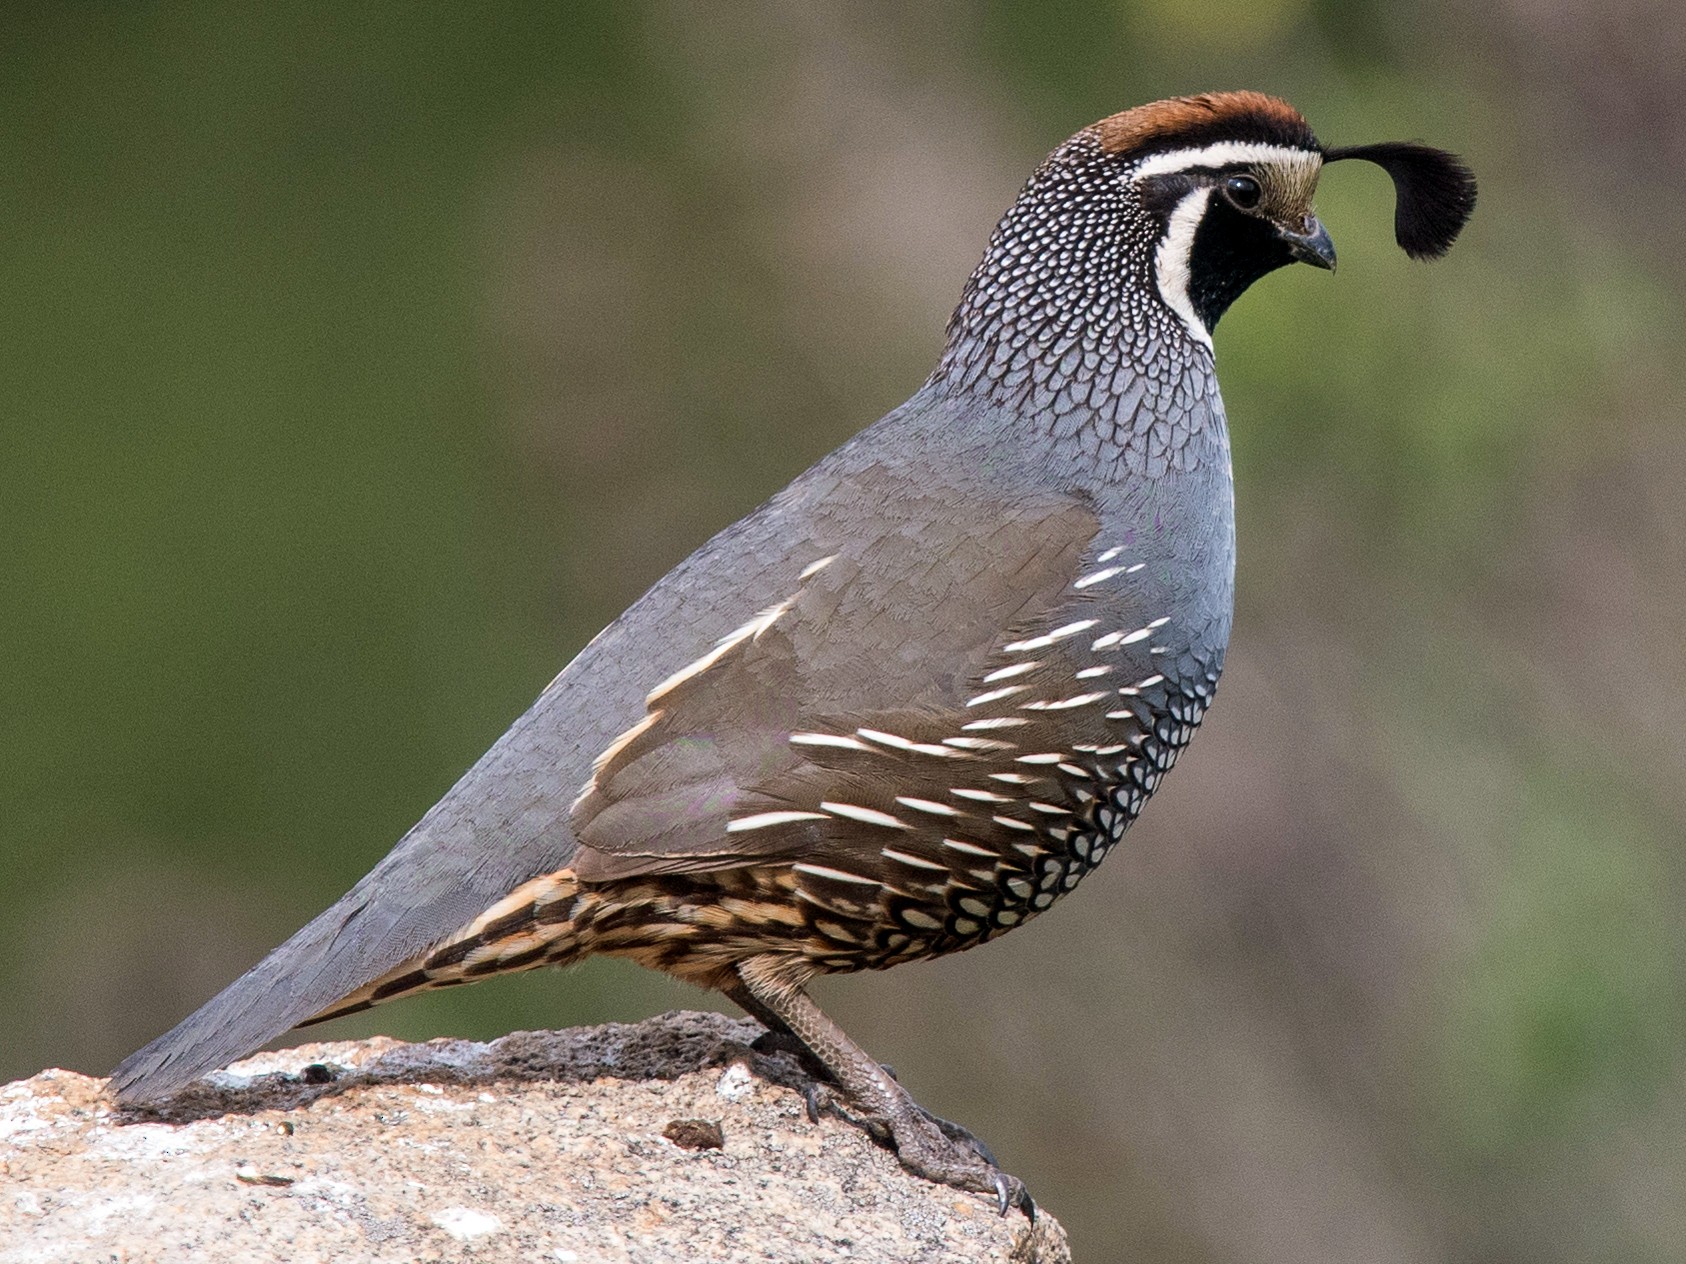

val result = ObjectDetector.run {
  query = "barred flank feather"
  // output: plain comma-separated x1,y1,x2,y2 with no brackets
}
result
298,870,584,1026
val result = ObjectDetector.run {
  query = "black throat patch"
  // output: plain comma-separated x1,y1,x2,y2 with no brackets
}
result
1185,196,1296,331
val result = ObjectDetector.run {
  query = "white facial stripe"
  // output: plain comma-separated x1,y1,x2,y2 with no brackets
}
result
1154,188,1214,349
1132,141,1320,180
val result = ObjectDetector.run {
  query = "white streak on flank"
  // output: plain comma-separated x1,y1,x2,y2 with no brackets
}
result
989,772,1036,785
1058,763,1090,779
1151,646,1168,655
1137,674,1166,688
961,717,1030,731
1013,842,1045,857
590,711,660,776
943,838,998,858
966,685,1028,708
951,787,1012,803
1120,627,1153,645
992,815,1037,833
1116,687,1140,697
1155,188,1216,350
856,728,964,758
789,732,874,752
1014,752,1066,765
1002,619,1100,654
647,596,794,704
895,796,962,817
1126,562,1146,573
1090,631,1126,650
1149,617,1171,628
943,736,1015,751
1097,546,1125,562
794,862,880,886
882,847,949,872
798,554,838,580
820,801,909,829
727,810,828,833
982,661,1040,683
1075,666,1113,679
1132,141,1322,180
1028,801,1070,816
1106,710,1137,721
1073,566,1126,590
1020,691,1108,711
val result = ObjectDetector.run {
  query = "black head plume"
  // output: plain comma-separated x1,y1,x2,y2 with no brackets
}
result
1322,141,1477,260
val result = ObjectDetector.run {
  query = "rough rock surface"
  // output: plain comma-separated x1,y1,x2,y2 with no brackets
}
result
0,1011,1065,1263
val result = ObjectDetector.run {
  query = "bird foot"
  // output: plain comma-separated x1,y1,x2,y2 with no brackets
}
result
801,1080,1032,1218
888,1103,1034,1219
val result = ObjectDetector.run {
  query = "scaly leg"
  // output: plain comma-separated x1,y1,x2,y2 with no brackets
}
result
734,957,1031,1217
724,981,828,1085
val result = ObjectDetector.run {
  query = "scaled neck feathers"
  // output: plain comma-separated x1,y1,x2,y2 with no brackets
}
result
928,131,1222,477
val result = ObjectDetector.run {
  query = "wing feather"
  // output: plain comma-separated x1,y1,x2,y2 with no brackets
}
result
571,470,1105,880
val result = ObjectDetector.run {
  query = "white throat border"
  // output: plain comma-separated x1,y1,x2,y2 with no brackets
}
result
1134,141,1323,348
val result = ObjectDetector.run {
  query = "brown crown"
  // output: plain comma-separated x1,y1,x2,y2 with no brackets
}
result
1093,92,1319,158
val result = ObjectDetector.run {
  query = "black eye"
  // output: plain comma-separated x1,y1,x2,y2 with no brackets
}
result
1224,175,1262,209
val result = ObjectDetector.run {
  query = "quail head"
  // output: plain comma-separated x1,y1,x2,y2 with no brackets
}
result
113,92,1476,1215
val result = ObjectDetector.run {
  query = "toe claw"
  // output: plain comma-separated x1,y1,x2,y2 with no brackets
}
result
991,1171,1035,1219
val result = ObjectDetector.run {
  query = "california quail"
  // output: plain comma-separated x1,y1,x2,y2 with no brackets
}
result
112,93,1475,1213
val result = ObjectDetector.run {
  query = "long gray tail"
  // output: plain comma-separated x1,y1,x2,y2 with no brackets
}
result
111,717,588,1104
113,863,591,1103
110,870,483,1104
109,520,688,1104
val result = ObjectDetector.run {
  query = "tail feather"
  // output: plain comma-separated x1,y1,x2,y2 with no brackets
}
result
111,869,583,1104
299,871,582,1027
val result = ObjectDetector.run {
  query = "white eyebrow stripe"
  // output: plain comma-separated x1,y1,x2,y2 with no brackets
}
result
1131,141,1321,179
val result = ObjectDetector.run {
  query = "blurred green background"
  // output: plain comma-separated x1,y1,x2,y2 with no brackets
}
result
5,2,1683,1260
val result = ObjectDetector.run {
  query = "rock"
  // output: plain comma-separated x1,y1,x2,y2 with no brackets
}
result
0,1011,1066,1263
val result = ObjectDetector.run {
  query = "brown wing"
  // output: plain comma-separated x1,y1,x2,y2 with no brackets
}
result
569,469,1111,881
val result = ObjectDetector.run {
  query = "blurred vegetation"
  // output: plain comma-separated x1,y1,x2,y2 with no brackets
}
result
4,3,1683,1261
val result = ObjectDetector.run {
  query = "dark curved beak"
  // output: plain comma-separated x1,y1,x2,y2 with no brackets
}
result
1280,217,1337,271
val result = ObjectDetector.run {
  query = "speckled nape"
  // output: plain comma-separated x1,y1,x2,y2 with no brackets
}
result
930,131,1226,481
